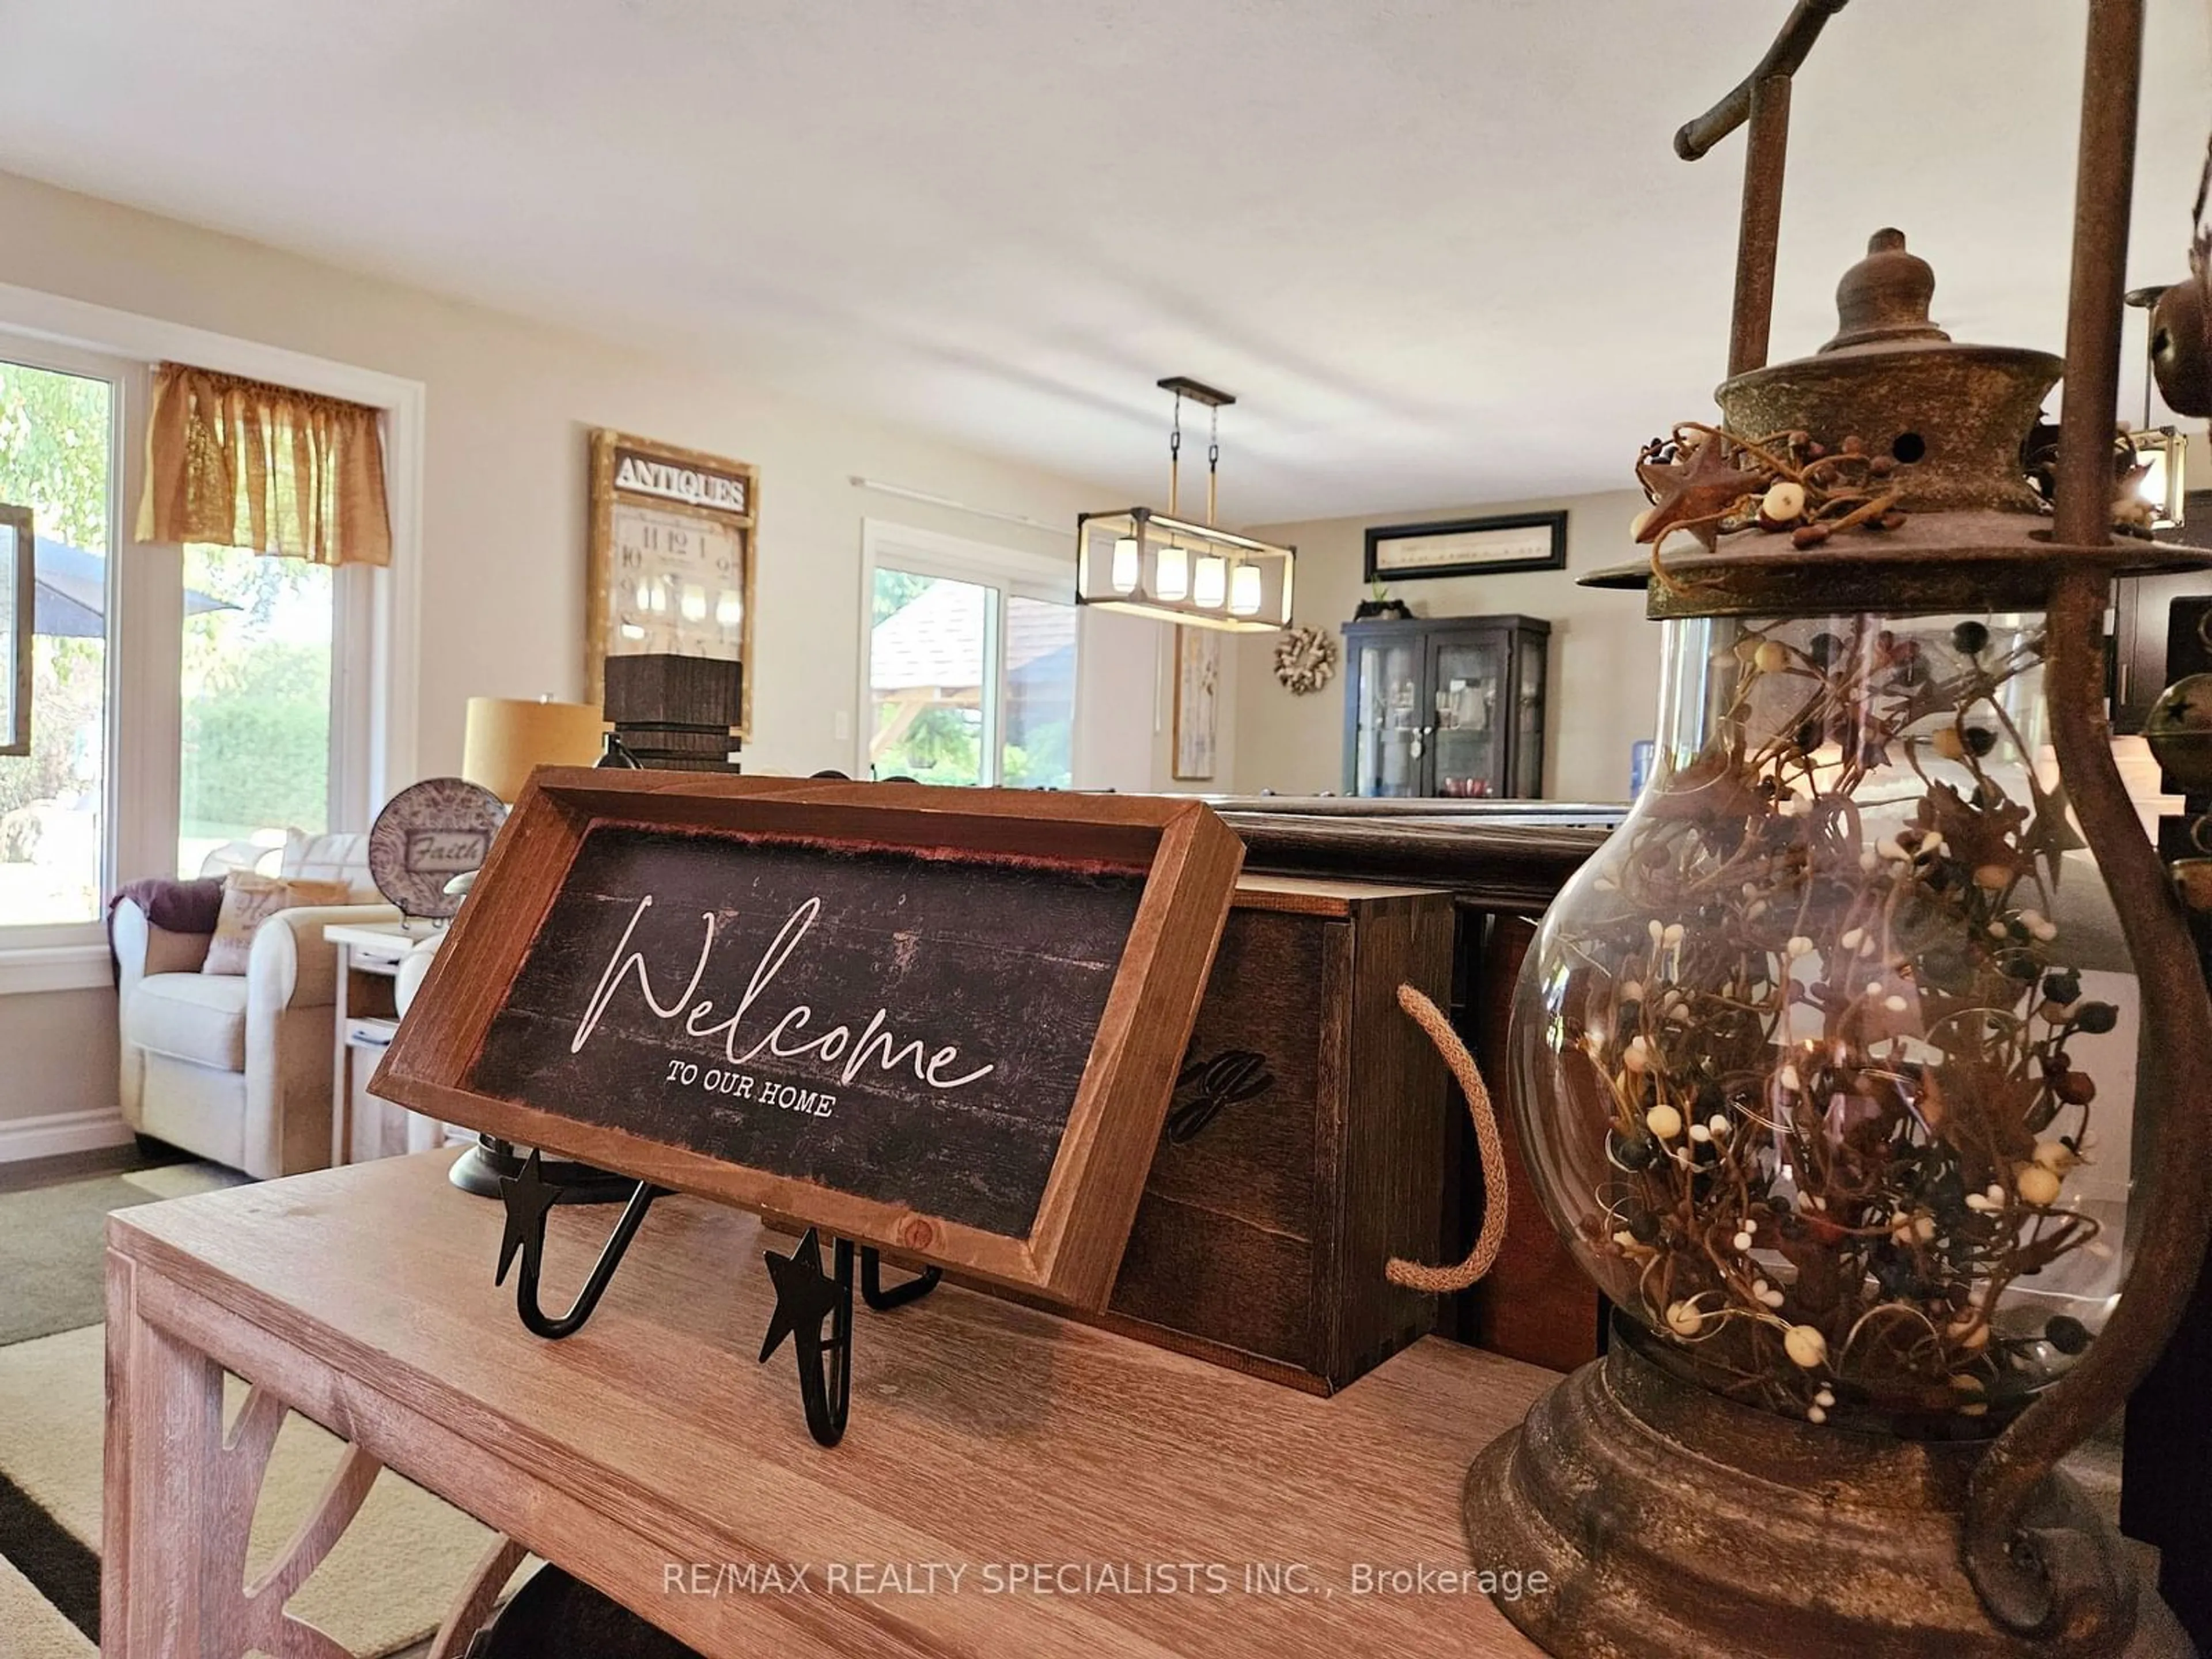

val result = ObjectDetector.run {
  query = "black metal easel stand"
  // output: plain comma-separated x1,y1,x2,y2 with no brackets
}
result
755,1227,941,1446
491,1153,940,1446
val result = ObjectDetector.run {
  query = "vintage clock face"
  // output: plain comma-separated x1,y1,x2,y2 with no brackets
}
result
608,503,745,657
587,431,758,735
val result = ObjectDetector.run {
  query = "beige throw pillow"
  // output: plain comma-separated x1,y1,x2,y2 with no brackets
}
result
202,872,355,976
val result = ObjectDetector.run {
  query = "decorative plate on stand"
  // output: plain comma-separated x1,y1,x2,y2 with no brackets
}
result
367,778,507,922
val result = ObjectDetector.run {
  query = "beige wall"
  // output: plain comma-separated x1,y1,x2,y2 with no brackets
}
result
0,167,1185,1131
0,987,120,1135
0,169,1162,786
1229,490,1661,801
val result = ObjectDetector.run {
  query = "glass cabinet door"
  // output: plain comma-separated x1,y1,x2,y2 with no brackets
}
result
1429,635,1505,798
1353,638,1423,796
1513,635,1547,798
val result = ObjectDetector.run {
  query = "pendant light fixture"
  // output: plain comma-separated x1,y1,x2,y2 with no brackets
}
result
1075,378,1296,632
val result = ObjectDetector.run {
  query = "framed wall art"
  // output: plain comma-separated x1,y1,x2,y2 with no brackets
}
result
586,430,758,737
1363,510,1568,582
1172,624,1219,781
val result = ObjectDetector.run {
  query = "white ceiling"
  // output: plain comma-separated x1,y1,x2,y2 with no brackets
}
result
0,1,2206,522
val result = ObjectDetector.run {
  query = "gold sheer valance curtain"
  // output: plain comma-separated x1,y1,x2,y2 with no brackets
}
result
137,363,392,567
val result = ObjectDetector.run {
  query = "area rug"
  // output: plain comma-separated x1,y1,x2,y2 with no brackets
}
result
0,1162,245,1347
0,1162,510,1655
118,1161,252,1201
0,1552,92,1658
0,1324,496,1655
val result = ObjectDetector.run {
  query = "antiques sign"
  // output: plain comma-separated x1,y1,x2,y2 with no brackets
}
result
611,445,750,517
374,774,1243,1306
469,825,1143,1236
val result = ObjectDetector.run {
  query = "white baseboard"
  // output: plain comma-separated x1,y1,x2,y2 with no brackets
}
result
0,1107,134,1163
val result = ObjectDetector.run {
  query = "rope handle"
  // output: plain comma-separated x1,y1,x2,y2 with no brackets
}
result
1386,983,1510,1294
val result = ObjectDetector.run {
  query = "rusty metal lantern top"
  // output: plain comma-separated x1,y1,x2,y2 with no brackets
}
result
1589,226,2212,617
1728,228,2058,517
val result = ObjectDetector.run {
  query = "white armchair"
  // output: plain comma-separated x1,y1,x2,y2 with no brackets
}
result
112,835,398,1179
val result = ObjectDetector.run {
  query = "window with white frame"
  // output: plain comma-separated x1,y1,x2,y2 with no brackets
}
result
176,546,353,877
0,331,385,950
862,524,1077,789
0,351,116,928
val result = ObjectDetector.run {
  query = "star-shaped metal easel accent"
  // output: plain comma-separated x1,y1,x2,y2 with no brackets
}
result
759,1227,845,1364
1636,438,1767,552
495,1151,560,1286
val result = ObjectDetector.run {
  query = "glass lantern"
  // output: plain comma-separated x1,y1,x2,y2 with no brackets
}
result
1461,13,2212,1653
1512,602,2138,1435
1466,227,2212,1659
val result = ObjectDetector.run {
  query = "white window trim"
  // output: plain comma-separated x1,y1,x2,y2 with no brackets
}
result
857,519,1080,786
0,941,112,995
0,281,425,989
0,333,131,959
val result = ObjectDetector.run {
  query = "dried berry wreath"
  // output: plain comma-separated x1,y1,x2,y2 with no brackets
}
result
1274,625,1339,696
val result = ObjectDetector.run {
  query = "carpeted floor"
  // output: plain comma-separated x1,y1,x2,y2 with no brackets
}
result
0,1161,513,1655
0,1162,247,1347
0,1551,92,1658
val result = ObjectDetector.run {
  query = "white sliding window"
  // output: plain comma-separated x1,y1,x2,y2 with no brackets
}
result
861,523,1077,789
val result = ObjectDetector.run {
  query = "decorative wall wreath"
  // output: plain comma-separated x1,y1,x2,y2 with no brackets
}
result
1273,625,1339,696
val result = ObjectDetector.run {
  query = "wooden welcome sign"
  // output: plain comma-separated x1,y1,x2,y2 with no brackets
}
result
372,772,1244,1309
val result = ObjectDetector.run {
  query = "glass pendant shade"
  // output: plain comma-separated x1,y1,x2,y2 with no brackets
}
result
1154,543,1190,601
1111,536,1141,594
1075,508,1295,632
1229,562,1263,616
1511,607,2139,1433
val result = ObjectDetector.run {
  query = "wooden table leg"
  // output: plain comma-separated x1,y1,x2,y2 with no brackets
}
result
104,1248,224,1657
427,1536,528,1659
104,1248,388,1658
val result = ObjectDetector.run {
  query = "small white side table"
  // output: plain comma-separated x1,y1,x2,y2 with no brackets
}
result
325,921,443,1166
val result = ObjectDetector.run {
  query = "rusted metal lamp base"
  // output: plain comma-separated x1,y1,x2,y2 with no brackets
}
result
1464,1335,2179,1658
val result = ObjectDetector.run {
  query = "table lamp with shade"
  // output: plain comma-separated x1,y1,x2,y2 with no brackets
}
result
461,695,607,802
416,694,634,1200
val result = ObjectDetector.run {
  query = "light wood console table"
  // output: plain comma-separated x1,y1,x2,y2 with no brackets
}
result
104,1149,1549,1657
